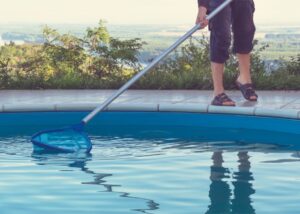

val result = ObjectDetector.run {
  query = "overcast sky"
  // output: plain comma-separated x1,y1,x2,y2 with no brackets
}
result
0,0,299,25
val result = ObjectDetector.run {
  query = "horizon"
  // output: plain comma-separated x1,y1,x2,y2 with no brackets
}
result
0,0,299,25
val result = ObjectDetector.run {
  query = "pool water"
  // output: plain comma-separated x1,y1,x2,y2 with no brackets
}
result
1,132,300,214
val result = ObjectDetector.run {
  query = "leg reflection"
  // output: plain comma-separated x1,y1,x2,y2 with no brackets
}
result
231,152,256,214
206,151,231,214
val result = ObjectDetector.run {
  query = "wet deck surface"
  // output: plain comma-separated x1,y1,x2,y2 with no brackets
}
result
0,90,299,110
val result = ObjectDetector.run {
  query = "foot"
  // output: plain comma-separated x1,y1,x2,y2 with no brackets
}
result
236,80,258,102
211,93,236,106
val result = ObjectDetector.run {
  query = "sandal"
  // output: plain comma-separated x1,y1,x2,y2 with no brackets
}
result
236,81,258,101
211,93,236,106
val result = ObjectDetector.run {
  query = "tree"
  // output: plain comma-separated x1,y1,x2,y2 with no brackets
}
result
42,25,87,77
84,20,145,78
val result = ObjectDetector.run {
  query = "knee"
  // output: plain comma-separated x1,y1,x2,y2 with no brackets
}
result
235,22,256,39
233,25,255,54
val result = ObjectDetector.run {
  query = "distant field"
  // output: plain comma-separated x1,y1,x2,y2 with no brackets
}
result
1,23,300,61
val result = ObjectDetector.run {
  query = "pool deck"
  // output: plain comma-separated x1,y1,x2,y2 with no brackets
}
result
1,90,300,119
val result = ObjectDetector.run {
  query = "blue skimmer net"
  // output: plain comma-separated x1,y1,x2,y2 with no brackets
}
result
31,123,92,153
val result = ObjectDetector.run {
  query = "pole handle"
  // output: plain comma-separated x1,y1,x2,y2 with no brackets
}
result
82,0,233,124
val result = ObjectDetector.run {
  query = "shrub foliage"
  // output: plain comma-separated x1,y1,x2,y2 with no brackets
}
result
0,22,299,90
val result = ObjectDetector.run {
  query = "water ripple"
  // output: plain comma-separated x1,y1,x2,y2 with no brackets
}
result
0,135,300,213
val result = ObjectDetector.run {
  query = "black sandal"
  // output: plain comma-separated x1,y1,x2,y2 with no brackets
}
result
211,93,236,106
236,81,258,102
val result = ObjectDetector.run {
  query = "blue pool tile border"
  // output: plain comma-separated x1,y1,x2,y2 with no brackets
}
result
1,103,300,120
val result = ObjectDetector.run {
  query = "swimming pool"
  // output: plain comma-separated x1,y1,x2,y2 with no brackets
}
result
1,110,300,213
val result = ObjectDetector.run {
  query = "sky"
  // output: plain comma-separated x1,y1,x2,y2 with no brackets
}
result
0,0,299,25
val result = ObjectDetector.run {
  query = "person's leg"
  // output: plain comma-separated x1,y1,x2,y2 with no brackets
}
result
209,0,235,106
232,0,258,101
211,63,225,96
237,53,252,85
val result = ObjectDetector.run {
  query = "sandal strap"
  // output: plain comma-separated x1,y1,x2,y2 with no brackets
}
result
217,93,232,102
244,85,257,98
212,93,235,106
245,88,257,98
237,82,258,100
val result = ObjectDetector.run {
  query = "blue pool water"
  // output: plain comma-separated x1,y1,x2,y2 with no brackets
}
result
0,112,300,213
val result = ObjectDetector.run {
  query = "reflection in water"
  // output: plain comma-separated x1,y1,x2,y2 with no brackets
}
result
206,152,255,214
1,132,300,214
31,152,159,214
231,152,255,214
26,141,299,214
206,151,231,214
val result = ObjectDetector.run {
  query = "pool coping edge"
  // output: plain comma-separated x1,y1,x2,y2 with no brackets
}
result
1,103,300,120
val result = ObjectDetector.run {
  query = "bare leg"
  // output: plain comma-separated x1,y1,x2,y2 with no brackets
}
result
211,62,225,96
236,53,257,100
237,53,252,84
211,62,235,106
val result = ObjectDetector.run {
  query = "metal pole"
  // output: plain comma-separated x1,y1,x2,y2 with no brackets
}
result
82,0,233,124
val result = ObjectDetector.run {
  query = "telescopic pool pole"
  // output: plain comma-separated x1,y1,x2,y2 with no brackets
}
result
31,0,233,153
82,0,233,124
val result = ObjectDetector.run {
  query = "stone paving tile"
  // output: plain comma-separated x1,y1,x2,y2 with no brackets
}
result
281,103,300,110
0,90,134,105
0,90,299,111
287,99,300,104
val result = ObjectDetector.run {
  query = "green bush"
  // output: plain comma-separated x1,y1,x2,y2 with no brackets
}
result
0,21,143,89
0,22,300,90
134,38,267,90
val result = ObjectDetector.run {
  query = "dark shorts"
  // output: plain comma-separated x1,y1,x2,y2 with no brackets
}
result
208,0,256,63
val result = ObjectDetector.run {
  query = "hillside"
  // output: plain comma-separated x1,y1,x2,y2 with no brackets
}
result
1,23,300,63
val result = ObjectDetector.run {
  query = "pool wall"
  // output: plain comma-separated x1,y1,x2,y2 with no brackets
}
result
1,103,300,133
1,103,300,149
0,111,299,149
